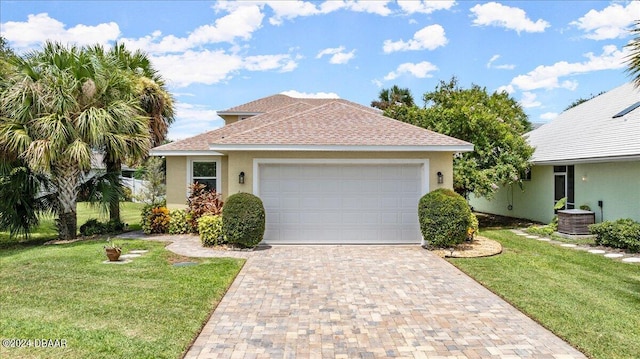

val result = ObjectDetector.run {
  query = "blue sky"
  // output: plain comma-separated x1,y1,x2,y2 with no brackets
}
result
1,1,637,140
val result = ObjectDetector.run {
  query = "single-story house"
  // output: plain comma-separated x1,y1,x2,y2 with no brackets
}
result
471,82,640,223
151,94,473,244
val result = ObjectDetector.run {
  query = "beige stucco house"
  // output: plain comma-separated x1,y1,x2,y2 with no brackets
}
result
151,94,473,244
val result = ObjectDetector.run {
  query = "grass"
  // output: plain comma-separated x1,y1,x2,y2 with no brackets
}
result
0,202,145,247
0,239,244,359
449,229,640,359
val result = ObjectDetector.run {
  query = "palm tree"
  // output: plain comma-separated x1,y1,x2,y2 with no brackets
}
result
626,20,640,88
371,85,415,110
90,43,174,223
0,42,150,239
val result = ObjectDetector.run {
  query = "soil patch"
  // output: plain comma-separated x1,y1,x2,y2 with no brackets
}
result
430,235,502,258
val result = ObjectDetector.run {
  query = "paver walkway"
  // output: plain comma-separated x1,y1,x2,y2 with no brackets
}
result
511,229,640,264
119,232,586,358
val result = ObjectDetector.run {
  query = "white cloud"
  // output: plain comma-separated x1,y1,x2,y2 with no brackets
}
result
397,0,456,14
265,0,392,25
316,46,356,64
570,1,640,40
267,1,321,25
151,50,298,87
508,45,627,91
244,54,297,72
344,0,393,16
540,112,558,121
0,13,119,50
487,54,515,69
121,4,264,54
497,84,515,94
151,50,243,87
384,61,438,80
167,102,223,140
280,90,340,98
519,92,541,108
470,2,550,33
383,24,447,53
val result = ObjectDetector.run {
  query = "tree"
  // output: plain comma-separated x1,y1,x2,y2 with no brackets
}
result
0,42,151,239
135,156,166,206
371,85,415,110
387,77,534,199
93,43,174,223
626,20,640,87
564,91,605,111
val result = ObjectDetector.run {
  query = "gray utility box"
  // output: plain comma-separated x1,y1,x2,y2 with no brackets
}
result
557,209,595,235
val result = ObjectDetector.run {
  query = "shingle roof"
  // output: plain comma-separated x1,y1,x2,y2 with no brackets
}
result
527,82,640,164
153,95,472,153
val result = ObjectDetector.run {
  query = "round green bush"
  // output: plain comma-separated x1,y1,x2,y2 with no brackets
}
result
198,215,224,246
222,192,265,248
418,188,473,248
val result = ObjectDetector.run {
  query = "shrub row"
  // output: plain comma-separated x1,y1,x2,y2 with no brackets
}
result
589,219,640,253
418,188,477,248
140,192,265,248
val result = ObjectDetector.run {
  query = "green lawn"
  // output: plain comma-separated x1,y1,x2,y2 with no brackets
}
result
0,202,145,247
450,229,640,359
0,239,244,359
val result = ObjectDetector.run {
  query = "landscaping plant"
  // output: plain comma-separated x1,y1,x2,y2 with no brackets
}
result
168,209,194,234
589,219,640,252
141,205,170,234
418,188,474,248
222,192,265,248
79,218,125,236
187,183,223,232
198,214,225,246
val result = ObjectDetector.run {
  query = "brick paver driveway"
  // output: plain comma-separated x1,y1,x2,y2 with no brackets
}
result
185,245,585,358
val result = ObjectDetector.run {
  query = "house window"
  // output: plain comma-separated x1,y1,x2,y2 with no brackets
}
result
192,161,218,191
522,168,532,181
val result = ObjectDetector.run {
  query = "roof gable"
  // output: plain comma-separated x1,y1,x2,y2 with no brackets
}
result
527,82,640,164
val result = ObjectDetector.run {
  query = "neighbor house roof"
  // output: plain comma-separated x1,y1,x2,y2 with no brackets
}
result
152,94,473,155
527,82,640,164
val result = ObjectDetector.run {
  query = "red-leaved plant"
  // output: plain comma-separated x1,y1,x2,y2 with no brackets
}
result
187,183,224,232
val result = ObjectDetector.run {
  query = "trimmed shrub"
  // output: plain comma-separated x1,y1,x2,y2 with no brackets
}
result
187,183,224,232
589,219,640,252
198,215,224,246
168,209,194,234
222,192,265,248
418,188,472,248
79,218,125,236
141,205,170,234
80,218,106,236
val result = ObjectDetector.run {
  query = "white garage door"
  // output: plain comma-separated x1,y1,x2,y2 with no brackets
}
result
258,162,425,244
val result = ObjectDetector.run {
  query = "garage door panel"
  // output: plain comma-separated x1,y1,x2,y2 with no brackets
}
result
259,163,424,244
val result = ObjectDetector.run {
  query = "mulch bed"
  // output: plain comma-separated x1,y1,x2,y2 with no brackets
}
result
430,235,502,258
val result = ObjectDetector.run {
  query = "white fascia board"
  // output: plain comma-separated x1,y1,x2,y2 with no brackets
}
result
532,154,640,165
208,144,474,152
150,150,225,156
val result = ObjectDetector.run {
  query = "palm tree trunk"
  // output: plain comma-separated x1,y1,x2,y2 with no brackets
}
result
53,160,81,240
106,159,121,223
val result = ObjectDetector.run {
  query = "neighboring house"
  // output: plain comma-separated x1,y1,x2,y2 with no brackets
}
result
471,82,640,224
151,94,473,244
89,151,148,200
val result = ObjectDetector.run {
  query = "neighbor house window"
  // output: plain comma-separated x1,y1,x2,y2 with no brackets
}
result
192,161,218,191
